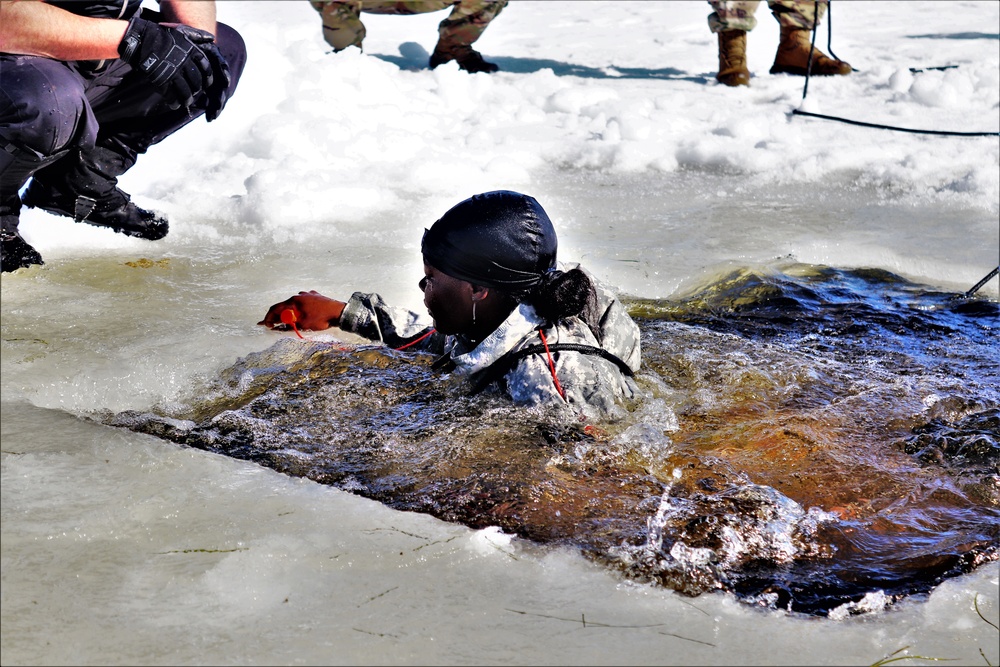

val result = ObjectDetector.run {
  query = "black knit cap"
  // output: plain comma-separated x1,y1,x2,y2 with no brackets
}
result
421,191,558,290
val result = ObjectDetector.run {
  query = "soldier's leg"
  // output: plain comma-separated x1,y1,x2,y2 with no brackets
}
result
0,55,96,271
360,1,455,16
707,0,760,33
24,20,247,242
768,0,851,76
312,0,366,51
429,0,507,73
707,1,760,87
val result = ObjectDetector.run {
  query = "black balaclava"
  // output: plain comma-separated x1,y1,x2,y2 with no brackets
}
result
421,191,557,291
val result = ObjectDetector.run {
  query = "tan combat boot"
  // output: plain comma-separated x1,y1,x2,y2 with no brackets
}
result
716,30,751,87
770,25,852,76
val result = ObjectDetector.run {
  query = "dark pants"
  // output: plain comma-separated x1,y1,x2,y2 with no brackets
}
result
0,17,247,230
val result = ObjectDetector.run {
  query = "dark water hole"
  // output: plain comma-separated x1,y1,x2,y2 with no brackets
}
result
104,263,1000,616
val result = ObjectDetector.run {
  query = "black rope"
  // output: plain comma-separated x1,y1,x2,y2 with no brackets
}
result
909,66,958,73
964,266,1000,298
790,110,999,136
793,1,999,137
799,2,820,101
824,0,847,65
793,4,997,302
468,341,634,395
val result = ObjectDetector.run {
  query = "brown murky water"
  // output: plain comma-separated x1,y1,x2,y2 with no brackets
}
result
104,263,1000,616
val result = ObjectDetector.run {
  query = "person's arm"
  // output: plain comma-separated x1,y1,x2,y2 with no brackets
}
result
259,290,439,350
0,0,126,60
0,0,230,119
259,291,346,332
158,0,216,36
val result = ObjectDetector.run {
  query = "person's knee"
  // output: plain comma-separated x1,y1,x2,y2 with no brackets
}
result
441,0,506,31
216,22,248,95
0,58,94,157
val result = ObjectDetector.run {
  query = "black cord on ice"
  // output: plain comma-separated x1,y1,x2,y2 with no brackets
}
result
799,2,820,101
964,266,1000,298
800,0,854,101
823,2,846,66
793,1,1000,137
790,110,999,136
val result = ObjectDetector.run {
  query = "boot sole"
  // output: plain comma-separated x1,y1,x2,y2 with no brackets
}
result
23,200,168,241
770,64,852,76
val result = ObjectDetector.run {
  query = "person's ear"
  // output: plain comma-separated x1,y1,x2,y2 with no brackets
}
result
470,284,489,302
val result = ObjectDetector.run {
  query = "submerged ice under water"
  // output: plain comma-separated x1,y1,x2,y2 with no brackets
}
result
106,263,1000,616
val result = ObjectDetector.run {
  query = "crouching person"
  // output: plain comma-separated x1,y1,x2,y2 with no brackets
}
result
0,0,247,272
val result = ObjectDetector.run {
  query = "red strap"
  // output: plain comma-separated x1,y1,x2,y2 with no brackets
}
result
538,329,567,402
395,328,435,350
280,309,305,339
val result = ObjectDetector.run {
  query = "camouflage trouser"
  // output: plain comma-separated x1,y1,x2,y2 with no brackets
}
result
310,0,508,52
707,0,828,33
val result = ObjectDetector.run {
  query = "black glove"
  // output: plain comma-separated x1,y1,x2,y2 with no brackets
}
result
118,17,230,121
192,35,231,122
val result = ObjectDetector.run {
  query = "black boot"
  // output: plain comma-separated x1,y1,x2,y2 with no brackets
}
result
429,45,498,73
23,180,168,240
1,191,43,272
1,142,49,272
1,225,44,273
2,201,43,273
22,145,168,241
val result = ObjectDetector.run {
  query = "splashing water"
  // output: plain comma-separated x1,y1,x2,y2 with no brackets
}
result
103,263,999,616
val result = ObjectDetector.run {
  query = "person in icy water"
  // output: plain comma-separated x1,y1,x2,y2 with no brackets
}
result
259,190,642,417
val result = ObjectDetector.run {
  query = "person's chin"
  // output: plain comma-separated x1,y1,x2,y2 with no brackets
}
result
430,318,455,335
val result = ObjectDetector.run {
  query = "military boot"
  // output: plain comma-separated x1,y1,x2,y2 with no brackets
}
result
770,26,852,76
1,140,50,272
429,44,498,74
716,30,750,87
1,200,43,273
22,145,168,241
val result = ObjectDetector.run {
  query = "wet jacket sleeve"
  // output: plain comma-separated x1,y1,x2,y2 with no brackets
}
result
338,291,443,352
